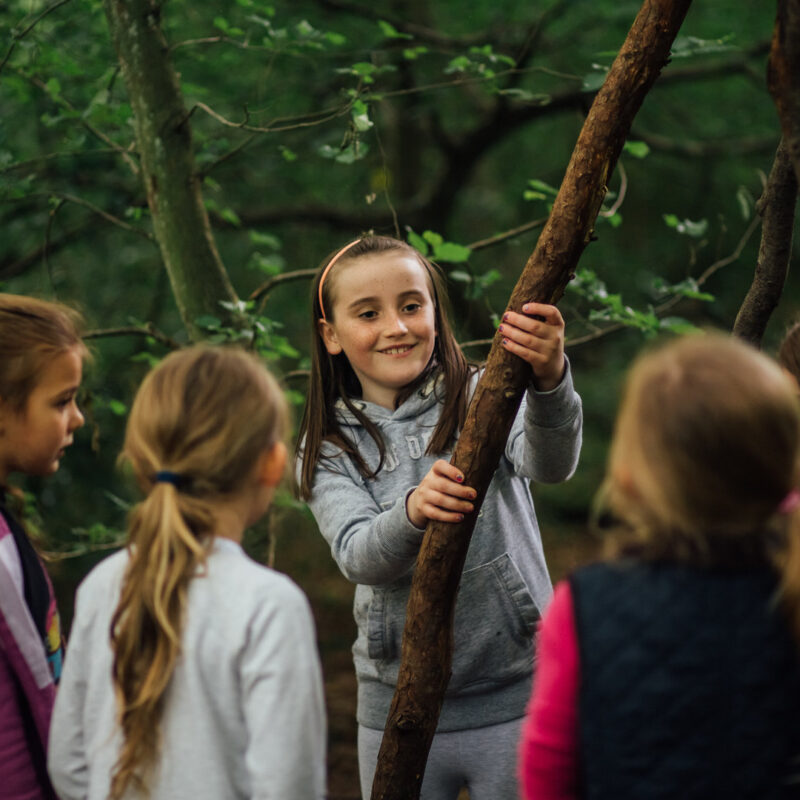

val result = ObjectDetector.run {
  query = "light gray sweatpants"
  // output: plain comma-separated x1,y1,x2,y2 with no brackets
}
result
358,717,524,800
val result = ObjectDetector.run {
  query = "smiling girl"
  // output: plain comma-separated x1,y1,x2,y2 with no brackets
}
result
0,293,86,800
296,235,583,799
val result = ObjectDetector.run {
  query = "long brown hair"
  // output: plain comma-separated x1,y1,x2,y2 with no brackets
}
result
601,333,800,639
0,293,86,412
109,346,288,799
296,235,473,500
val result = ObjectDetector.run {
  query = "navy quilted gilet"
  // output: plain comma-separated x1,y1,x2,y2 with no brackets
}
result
570,561,800,799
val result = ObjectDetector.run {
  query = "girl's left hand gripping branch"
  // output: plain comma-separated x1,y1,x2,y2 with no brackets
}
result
498,302,566,392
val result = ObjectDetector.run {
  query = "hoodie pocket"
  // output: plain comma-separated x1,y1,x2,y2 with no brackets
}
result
447,552,539,694
365,553,539,694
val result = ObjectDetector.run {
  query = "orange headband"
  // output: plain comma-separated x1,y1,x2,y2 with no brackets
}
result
318,239,361,322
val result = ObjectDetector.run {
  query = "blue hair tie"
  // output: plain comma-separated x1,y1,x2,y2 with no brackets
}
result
154,470,184,487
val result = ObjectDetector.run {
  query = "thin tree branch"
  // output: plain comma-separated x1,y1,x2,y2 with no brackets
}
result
466,216,548,251
0,0,74,77
14,68,139,174
0,225,90,281
188,100,352,134
0,148,130,174
598,160,627,217
199,132,258,177
83,324,180,350
733,138,798,345
53,193,154,240
248,216,552,308
43,197,66,291
631,130,778,158
4,192,155,241
567,213,762,347
40,536,127,562
249,269,317,305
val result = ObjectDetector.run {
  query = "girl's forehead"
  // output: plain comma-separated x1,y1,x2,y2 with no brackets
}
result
37,346,83,392
329,251,433,301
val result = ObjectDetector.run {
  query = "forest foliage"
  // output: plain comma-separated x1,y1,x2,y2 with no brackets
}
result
0,0,795,561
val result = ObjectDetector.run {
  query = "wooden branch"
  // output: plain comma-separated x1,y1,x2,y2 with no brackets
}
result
370,2,694,797
769,0,800,184
733,139,798,346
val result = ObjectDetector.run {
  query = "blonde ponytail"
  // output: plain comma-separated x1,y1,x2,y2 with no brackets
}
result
109,346,288,799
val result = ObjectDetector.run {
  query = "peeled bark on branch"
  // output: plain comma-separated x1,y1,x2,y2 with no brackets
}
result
102,0,238,339
370,2,693,798
733,139,798,346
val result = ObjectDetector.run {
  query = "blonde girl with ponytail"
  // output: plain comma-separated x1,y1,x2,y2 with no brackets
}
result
519,333,800,800
48,346,326,800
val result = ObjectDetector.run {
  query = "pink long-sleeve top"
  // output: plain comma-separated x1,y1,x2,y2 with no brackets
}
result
518,579,580,800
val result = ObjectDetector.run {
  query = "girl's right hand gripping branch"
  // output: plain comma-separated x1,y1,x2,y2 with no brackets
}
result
406,459,477,528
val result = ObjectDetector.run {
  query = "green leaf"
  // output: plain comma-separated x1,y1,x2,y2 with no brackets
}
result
662,213,680,229
445,55,473,74
378,20,413,40
527,178,558,196
324,31,347,46
406,229,429,255
495,88,551,105
432,242,472,263
220,207,241,226
582,65,608,92
736,185,754,220
623,140,650,159
351,99,373,132
449,270,471,284
422,230,443,248
108,399,127,416
249,230,281,248
403,46,428,60
663,214,708,238
195,315,222,329
659,316,702,334
477,268,501,289
670,35,737,59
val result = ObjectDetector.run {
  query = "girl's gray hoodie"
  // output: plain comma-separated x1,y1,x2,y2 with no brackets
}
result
303,365,582,732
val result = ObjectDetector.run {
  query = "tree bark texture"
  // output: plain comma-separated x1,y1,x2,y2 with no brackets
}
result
102,0,239,339
769,0,800,186
370,2,694,798
733,139,798,346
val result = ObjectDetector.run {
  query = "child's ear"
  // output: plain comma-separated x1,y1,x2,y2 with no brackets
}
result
318,318,343,356
258,442,288,488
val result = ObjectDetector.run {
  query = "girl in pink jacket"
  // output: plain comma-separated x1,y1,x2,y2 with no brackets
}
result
0,294,86,799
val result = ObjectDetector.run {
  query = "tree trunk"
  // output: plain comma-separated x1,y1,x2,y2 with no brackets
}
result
733,139,798,346
102,0,239,340
769,0,800,185
370,2,693,798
